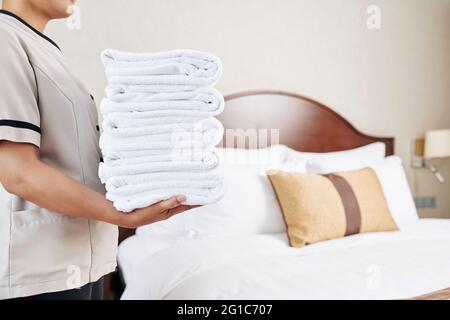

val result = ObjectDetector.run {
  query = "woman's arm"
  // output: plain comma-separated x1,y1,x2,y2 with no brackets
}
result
0,141,193,228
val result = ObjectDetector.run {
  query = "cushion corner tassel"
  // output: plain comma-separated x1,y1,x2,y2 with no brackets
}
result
99,48,225,213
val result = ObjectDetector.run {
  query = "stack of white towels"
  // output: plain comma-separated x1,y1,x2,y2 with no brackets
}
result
99,49,225,212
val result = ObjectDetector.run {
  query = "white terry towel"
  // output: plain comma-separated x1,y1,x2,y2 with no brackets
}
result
108,176,224,212
99,156,219,183
106,85,224,104
101,49,222,78
105,172,224,211
103,116,222,139
105,83,201,94
99,123,223,153
105,171,222,191
102,114,203,131
101,108,224,122
102,146,215,163
105,172,224,212
101,49,222,89
105,75,217,90
103,148,218,167
101,88,224,115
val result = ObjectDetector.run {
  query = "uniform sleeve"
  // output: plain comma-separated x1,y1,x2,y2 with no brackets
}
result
0,30,40,147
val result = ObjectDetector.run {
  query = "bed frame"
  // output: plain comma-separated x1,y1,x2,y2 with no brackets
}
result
108,90,394,298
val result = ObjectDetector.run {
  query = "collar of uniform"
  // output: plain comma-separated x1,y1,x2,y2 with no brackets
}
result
0,9,61,51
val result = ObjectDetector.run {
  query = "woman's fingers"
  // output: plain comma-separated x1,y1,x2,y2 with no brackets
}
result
156,195,186,213
120,196,197,228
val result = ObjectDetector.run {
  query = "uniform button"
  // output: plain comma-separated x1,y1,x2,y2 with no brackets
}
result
90,94,95,101
96,125,100,132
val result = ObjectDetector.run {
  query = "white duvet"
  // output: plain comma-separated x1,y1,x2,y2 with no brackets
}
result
119,219,450,300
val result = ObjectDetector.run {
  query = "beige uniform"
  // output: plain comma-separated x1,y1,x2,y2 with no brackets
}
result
0,10,117,299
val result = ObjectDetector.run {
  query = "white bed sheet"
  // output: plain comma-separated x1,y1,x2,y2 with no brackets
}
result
118,219,450,300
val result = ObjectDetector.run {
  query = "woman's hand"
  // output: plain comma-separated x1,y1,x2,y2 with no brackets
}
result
118,195,198,229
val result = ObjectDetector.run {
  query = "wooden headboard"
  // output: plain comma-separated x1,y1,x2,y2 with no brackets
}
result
217,90,394,155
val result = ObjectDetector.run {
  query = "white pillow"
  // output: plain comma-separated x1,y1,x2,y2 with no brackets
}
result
371,156,419,230
283,142,386,174
137,145,305,237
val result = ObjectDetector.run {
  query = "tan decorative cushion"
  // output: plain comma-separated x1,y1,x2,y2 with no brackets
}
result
267,168,398,247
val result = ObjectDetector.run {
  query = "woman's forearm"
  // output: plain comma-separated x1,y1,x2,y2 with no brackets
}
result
13,158,122,225
0,142,122,224
0,141,122,225
0,141,193,228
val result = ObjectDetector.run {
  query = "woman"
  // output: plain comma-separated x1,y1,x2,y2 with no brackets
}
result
0,0,193,300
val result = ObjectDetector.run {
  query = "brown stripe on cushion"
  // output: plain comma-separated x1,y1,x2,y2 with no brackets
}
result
324,174,362,236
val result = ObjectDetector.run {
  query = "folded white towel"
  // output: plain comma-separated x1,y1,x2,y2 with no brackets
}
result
105,172,223,204
101,49,222,77
106,86,223,104
106,83,201,94
109,179,224,212
101,108,224,121
105,171,224,212
106,74,219,89
101,49,222,90
99,157,219,183
108,183,221,200
105,171,222,190
101,88,224,115
102,146,215,163
103,114,203,131
100,139,218,155
99,122,223,153
103,116,222,139
103,148,218,167
101,98,219,114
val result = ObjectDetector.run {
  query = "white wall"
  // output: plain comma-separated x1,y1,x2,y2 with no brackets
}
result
46,0,450,217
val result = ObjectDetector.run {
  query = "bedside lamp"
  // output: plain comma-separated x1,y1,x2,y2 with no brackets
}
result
423,129,450,183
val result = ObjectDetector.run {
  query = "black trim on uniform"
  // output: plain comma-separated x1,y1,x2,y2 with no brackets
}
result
0,10,61,51
0,120,41,134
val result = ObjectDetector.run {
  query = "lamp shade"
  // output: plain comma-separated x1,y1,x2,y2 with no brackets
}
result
424,129,450,159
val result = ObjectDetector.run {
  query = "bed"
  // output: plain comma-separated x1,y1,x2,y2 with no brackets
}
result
114,91,450,300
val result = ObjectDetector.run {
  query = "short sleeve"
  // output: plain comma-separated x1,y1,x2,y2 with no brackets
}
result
0,30,40,147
